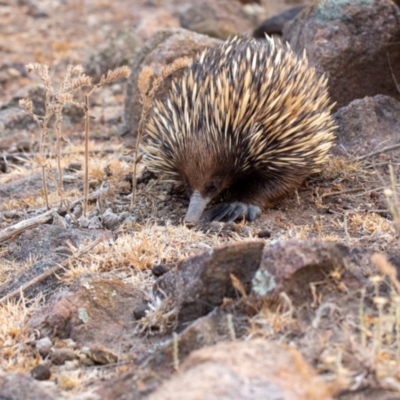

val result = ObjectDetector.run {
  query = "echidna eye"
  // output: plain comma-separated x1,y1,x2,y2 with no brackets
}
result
205,181,220,195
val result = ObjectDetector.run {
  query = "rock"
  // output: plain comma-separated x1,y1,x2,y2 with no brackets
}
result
101,208,120,230
95,370,143,400
28,275,146,352
251,240,349,303
332,95,400,156
0,226,105,300
50,348,78,365
142,308,246,375
155,241,264,328
0,62,27,83
148,339,334,400
178,0,255,39
30,364,51,381
35,336,53,357
85,30,137,82
135,9,180,43
0,157,6,173
253,5,306,37
124,28,221,137
283,0,400,109
0,373,56,400
0,84,45,131
87,344,119,365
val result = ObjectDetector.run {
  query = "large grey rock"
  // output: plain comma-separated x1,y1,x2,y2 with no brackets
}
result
283,0,400,109
333,94,400,156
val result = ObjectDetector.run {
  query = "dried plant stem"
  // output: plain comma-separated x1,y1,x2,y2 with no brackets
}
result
39,120,51,209
131,101,148,207
173,332,180,371
131,57,192,208
54,106,64,206
83,93,91,216
321,187,365,198
0,235,104,304
357,143,400,161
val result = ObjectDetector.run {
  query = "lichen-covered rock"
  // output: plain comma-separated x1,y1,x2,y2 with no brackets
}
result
251,240,349,303
124,28,221,137
283,0,400,109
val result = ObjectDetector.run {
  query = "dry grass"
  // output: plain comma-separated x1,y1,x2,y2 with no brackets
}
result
0,296,43,374
19,63,131,214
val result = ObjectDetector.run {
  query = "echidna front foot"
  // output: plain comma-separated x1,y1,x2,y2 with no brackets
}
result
207,202,261,222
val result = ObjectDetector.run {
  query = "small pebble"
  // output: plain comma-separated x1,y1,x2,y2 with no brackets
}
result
62,174,77,183
51,349,78,366
133,304,148,320
152,264,168,277
102,210,120,230
67,162,82,171
79,216,90,228
35,337,53,357
31,364,51,381
257,229,271,239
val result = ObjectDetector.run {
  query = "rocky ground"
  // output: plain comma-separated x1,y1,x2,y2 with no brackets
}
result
1,0,400,399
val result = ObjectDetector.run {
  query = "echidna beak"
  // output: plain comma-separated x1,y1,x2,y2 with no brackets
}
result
185,190,210,225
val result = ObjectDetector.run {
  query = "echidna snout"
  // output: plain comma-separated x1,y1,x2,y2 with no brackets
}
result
185,190,210,225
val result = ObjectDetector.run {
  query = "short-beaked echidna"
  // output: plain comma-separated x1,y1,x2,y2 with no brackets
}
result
142,35,336,224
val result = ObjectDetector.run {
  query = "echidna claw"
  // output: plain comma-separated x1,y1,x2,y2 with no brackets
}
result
206,202,261,222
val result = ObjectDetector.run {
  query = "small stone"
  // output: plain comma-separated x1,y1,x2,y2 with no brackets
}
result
78,216,90,228
257,229,271,239
52,213,67,228
31,364,51,381
50,348,78,366
62,174,77,183
101,210,120,230
88,216,103,229
3,210,23,219
87,345,119,365
16,140,31,152
73,204,83,218
67,162,82,171
133,304,148,320
118,211,131,222
35,337,53,357
151,264,168,277
0,158,6,173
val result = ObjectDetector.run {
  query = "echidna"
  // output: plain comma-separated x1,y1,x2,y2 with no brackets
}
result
142,35,336,224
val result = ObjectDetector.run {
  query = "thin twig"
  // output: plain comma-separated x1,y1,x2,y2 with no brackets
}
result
83,93,91,216
0,236,104,304
54,102,64,207
357,143,400,161
322,188,365,198
387,51,400,95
